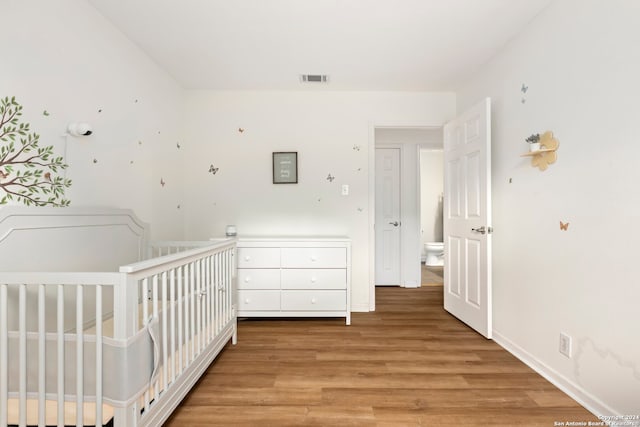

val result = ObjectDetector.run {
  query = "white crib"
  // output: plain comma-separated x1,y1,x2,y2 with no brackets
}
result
0,207,237,427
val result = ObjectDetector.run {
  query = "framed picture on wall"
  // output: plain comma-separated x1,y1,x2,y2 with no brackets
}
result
273,152,298,184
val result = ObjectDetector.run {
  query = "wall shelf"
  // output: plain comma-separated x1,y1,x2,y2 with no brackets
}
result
521,131,559,171
520,148,555,157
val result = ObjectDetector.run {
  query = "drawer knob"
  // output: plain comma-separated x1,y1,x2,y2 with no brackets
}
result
244,256,251,262
244,277,251,282
310,256,317,262
244,298,250,304
311,277,317,283
311,298,317,304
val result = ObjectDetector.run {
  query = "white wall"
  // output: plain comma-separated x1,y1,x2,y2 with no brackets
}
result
457,0,640,415
182,91,455,310
0,0,185,239
420,150,444,252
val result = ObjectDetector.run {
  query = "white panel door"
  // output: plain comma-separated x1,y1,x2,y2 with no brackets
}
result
375,148,401,285
443,98,492,338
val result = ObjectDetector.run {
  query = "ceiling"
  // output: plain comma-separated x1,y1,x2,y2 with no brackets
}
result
88,0,553,91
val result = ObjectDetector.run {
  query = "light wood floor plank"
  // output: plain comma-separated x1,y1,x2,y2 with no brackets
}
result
165,286,597,426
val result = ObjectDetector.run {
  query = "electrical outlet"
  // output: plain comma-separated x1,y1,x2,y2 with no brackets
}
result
341,184,349,196
559,332,572,358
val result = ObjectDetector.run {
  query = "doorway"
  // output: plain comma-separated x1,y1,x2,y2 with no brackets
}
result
419,148,444,287
373,128,443,290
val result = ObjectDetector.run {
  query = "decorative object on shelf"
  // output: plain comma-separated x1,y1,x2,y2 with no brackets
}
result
273,152,298,184
225,225,237,236
560,221,569,231
520,131,559,171
525,133,541,151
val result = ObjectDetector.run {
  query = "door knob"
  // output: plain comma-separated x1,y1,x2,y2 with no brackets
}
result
471,226,486,234
389,221,399,227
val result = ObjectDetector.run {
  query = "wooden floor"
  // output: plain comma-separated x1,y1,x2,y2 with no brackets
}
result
165,287,596,426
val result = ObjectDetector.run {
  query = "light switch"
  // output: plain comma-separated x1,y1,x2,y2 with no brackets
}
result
341,184,349,196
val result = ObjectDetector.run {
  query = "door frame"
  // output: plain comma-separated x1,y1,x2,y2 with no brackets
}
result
368,123,443,311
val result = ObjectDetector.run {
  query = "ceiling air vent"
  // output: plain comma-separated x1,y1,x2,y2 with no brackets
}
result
301,74,329,83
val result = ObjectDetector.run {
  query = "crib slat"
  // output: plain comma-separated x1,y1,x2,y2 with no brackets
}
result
76,285,84,427
1,284,8,427
162,271,168,393
57,285,64,427
142,277,150,412
196,259,201,355
222,251,227,325
189,263,195,361
38,284,46,427
228,249,233,323
177,266,183,376
152,274,159,402
223,250,228,324
96,285,103,427
217,252,222,334
206,255,212,342
19,284,26,427
170,268,176,383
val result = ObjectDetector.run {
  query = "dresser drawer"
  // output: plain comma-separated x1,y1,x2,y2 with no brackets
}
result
281,269,346,290
281,248,346,268
281,290,346,311
238,269,280,290
238,290,281,310
237,248,280,268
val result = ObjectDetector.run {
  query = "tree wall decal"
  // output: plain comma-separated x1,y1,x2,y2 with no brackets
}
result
0,96,71,206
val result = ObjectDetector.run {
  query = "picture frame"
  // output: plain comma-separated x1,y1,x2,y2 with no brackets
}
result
272,152,298,184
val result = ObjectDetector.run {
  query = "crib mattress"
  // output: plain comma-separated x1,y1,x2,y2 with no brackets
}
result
7,398,114,426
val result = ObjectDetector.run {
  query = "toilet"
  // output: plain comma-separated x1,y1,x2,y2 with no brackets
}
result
424,242,444,266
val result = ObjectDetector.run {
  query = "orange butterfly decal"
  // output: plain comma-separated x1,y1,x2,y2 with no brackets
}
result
560,221,569,231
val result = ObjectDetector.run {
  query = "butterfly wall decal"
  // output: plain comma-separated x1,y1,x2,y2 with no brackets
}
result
560,221,569,231
176,142,181,149
160,178,166,187
352,145,361,151
209,165,219,174
326,174,335,182
42,110,50,116
238,128,244,133
521,83,528,93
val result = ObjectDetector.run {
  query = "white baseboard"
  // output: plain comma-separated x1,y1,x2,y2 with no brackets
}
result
492,330,617,417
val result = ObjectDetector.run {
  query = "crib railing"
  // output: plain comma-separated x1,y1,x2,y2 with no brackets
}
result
119,239,237,427
0,239,237,427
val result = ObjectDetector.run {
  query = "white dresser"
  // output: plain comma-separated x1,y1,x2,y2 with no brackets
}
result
236,237,351,325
